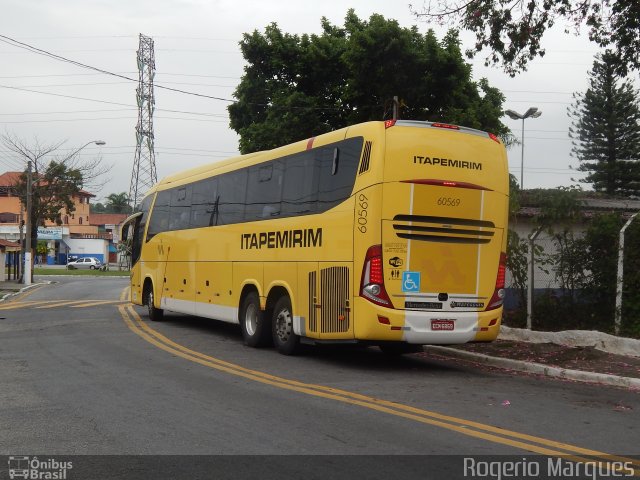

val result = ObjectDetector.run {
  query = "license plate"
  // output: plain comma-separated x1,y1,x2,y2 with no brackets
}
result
431,319,455,331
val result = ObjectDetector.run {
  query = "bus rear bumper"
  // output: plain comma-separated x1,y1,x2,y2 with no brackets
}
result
402,309,502,344
353,298,502,345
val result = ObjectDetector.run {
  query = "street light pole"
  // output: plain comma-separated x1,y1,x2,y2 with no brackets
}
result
504,107,542,190
22,139,106,285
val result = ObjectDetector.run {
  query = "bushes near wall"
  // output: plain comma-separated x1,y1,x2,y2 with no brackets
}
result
505,213,640,338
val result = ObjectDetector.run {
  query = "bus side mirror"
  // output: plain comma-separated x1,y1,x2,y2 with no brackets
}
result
121,224,131,242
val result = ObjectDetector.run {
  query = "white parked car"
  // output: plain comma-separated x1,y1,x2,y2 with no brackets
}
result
66,257,106,270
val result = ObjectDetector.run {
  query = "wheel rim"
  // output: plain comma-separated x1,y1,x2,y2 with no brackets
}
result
274,307,292,343
245,303,258,336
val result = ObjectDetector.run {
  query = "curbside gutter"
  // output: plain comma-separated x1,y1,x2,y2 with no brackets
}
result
425,345,640,390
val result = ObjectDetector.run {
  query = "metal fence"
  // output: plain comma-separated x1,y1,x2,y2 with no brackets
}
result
505,217,640,336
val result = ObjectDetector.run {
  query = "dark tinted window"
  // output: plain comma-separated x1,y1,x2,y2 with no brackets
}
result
191,177,218,228
281,151,318,216
146,190,170,240
245,161,284,221
169,185,192,231
139,136,363,234
317,137,362,210
217,170,247,225
132,195,152,262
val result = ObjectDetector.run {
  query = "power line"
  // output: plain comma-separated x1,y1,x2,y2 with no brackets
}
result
0,34,344,110
0,72,239,79
8,80,236,88
0,35,235,103
0,85,231,118
0,83,133,106
0,108,136,116
0,34,235,103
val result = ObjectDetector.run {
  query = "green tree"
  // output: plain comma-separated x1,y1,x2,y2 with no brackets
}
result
105,192,132,214
91,202,107,214
1,134,109,256
36,240,49,265
411,0,640,76
229,10,510,153
568,51,640,196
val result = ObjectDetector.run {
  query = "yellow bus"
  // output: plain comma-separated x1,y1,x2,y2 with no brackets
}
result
122,120,509,355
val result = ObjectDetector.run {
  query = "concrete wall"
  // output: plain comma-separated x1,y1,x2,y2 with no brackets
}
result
63,238,109,263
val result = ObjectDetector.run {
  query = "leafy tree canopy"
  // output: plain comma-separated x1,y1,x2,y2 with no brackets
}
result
104,192,132,214
411,0,640,76
229,10,510,153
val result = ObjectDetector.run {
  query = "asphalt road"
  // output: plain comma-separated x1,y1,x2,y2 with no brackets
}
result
0,277,638,478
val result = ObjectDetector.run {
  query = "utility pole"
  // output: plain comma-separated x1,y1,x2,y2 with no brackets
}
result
129,33,158,210
24,160,32,285
392,96,400,121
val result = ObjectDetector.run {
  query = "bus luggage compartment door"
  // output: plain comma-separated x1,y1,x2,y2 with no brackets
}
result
308,263,353,339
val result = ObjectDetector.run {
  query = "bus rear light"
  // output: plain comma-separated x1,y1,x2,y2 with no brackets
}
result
377,315,390,325
400,179,492,191
384,120,396,129
486,252,507,310
360,245,393,307
431,123,460,130
489,133,501,144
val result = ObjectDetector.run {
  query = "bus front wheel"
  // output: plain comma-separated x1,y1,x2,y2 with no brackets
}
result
240,291,271,347
144,283,164,322
272,296,301,355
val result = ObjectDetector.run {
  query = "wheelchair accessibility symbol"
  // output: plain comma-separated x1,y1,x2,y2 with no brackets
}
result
402,271,421,293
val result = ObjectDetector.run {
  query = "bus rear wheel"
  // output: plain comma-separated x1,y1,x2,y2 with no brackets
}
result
272,296,301,355
240,291,271,347
144,283,164,321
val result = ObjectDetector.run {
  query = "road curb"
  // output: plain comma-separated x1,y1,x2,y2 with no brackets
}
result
0,282,50,302
425,346,640,390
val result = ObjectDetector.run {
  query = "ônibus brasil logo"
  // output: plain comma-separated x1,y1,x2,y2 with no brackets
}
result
8,456,73,479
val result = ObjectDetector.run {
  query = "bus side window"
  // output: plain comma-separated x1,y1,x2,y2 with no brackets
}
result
132,195,152,263
246,161,283,221
317,137,362,211
169,185,192,231
191,177,218,228
217,170,247,225
146,190,171,240
281,151,318,216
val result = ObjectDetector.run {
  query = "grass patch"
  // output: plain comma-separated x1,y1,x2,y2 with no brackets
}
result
33,268,131,277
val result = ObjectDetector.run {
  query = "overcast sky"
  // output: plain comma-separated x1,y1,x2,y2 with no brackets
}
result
0,0,606,201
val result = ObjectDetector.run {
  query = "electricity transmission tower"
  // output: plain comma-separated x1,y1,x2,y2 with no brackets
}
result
129,33,157,209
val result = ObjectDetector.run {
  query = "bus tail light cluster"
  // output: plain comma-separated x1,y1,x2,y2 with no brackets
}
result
486,252,507,310
360,245,393,307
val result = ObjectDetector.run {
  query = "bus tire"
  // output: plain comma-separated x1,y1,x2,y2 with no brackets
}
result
144,283,164,322
379,343,423,356
271,295,301,355
240,291,271,347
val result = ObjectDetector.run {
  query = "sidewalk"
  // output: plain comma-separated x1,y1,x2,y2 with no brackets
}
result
0,279,25,294
423,329,640,389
